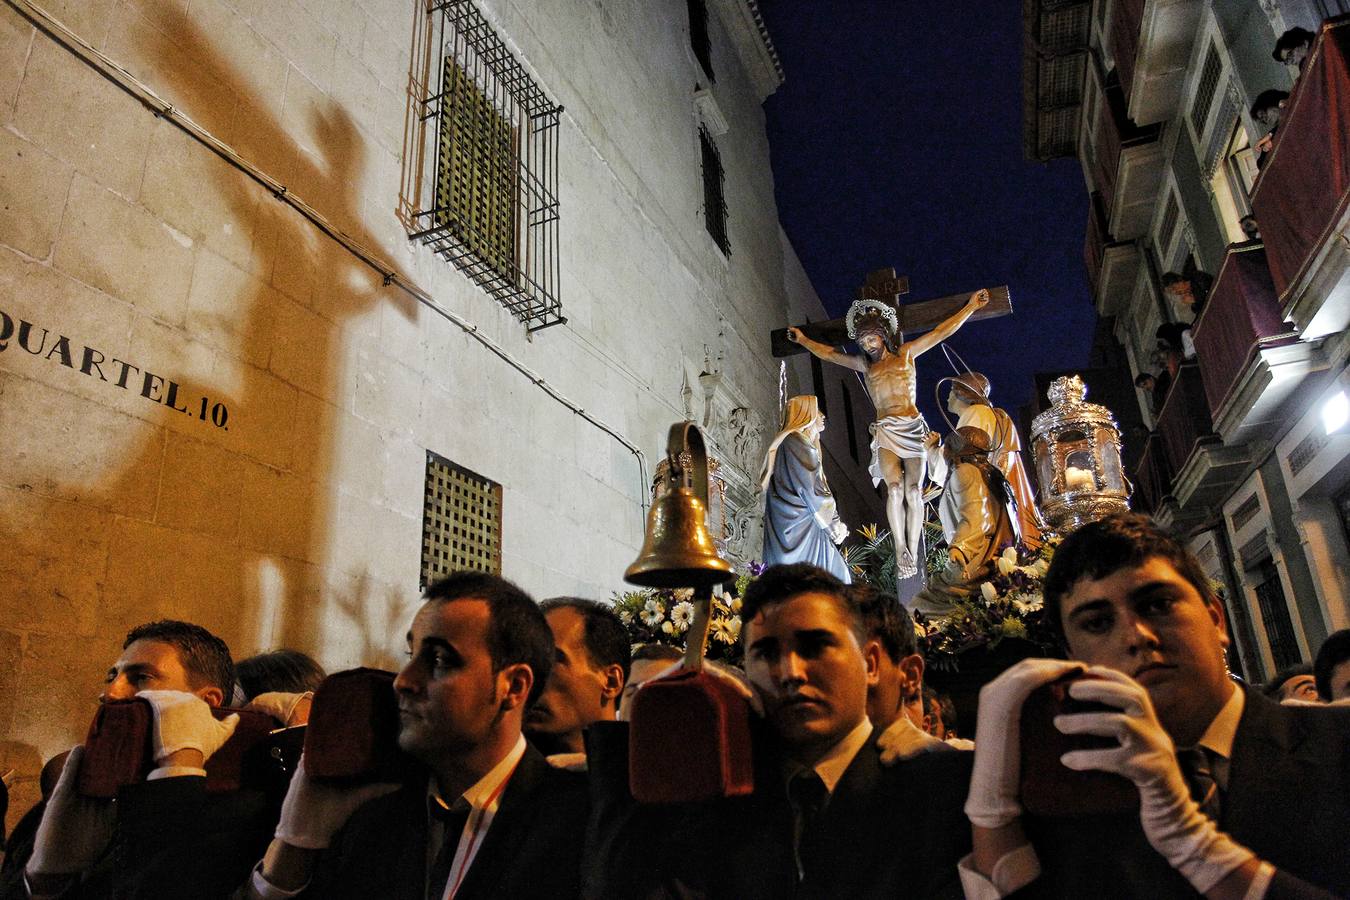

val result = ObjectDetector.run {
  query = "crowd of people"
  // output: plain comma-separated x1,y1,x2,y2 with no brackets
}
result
1,513,1348,898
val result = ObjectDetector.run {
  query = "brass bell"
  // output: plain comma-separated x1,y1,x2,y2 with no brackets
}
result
625,422,735,590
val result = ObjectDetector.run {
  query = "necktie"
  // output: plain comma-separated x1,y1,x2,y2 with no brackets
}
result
427,797,472,900
788,770,829,882
1178,747,1222,822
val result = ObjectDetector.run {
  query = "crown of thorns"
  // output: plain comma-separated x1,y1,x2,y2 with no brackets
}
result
846,299,899,339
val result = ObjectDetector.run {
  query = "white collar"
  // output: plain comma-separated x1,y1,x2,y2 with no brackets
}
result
428,734,528,812
1194,683,1244,761
795,717,874,794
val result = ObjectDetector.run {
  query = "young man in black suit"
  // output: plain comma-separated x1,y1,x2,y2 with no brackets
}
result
963,513,1350,898
585,563,972,899
248,572,589,900
1,619,272,900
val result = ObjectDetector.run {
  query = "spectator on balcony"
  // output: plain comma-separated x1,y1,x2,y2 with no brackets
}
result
1135,371,1171,416
1161,271,1212,319
1252,89,1290,162
1273,27,1315,75
1239,214,1261,242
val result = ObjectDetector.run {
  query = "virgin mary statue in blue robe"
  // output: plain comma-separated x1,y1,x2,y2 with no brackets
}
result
760,395,852,582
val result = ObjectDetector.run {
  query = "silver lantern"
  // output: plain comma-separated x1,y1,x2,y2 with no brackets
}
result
1029,376,1131,532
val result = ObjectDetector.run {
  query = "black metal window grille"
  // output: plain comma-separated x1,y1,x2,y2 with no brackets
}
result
1252,559,1301,670
687,0,714,81
1157,191,1180,258
700,127,730,255
1336,483,1350,549
1190,42,1222,134
412,1,565,333
841,382,859,462
421,451,502,587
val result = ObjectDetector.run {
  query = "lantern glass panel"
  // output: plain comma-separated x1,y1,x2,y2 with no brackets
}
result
1064,449,1096,492
1098,436,1124,492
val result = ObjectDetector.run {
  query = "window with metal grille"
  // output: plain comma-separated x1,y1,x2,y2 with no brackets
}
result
1190,42,1222,135
411,1,565,333
687,0,714,82
1156,192,1180,258
1252,559,1301,670
841,381,859,463
421,451,503,588
1336,483,1350,548
700,126,730,255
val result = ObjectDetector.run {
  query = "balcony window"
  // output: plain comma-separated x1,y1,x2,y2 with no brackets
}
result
1251,558,1302,671
1209,120,1259,245
688,0,714,83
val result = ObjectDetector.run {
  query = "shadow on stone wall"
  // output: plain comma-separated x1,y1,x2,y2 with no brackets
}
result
0,7,420,829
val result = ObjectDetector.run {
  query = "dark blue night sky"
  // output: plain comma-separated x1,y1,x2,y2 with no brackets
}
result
759,1,1097,425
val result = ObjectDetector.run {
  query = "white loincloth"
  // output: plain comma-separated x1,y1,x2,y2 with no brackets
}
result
868,414,929,485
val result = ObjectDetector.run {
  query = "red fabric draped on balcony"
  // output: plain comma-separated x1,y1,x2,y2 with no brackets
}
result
1191,244,1297,416
1155,364,1215,475
1250,16,1350,301
1110,0,1145,105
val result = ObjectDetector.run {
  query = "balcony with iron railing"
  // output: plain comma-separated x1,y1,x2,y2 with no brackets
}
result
1249,16,1350,341
1131,429,1173,516
1150,362,1249,527
1191,242,1321,444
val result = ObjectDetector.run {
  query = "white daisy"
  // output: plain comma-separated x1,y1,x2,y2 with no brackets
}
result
671,601,695,632
640,599,665,627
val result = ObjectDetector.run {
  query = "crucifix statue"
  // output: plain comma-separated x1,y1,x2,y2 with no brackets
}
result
774,268,1011,582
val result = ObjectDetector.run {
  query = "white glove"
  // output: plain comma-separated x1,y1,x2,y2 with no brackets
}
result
831,520,849,544
1056,667,1254,894
27,746,116,877
273,755,400,850
877,714,943,764
246,691,313,726
965,658,1085,829
138,690,239,766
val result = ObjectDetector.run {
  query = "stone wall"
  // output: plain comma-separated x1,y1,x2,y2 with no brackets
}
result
0,0,882,829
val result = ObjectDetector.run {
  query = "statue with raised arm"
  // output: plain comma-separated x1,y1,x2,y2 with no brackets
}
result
787,288,990,579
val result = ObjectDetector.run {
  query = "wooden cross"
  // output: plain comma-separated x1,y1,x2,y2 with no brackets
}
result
770,266,1013,358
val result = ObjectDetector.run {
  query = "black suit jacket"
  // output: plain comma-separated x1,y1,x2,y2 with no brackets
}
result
1022,688,1350,899
0,778,278,900
303,743,588,900
585,721,973,900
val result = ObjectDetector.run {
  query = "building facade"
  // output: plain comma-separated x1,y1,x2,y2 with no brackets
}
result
0,0,882,822
1024,0,1350,680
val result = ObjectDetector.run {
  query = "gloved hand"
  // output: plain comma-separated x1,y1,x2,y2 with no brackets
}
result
138,690,239,766
273,755,400,850
877,714,943,764
1056,667,1254,893
830,520,849,544
246,691,313,726
27,746,116,877
965,657,1085,829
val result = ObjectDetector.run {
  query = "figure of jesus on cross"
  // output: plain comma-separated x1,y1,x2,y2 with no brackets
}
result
788,274,991,579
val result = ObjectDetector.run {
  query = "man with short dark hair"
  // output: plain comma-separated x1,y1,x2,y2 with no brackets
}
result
732,563,972,897
2,619,269,900
850,582,924,732
1262,663,1320,704
525,598,629,756
249,572,588,900
1314,628,1350,702
963,513,1350,898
